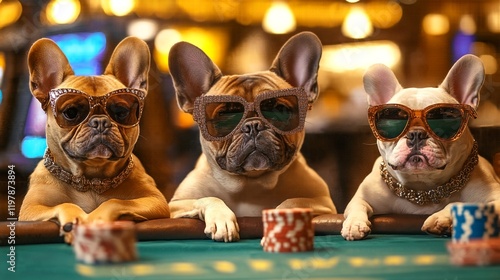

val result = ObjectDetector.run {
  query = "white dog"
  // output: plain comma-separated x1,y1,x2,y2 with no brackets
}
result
341,54,500,240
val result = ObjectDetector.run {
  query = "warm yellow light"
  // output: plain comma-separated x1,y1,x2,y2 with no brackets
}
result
367,1,402,29
321,41,401,73
127,19,158,41
341,6,373,39
479,54,497,75
459,15,476,35
262,1,296,34
153,29,181,73
109,0,134,16
153,28,228,74
422,14,449,36
154,29,182,55
0,52,4,70
487,11,500,33
0,0,22,29
46,0,80,25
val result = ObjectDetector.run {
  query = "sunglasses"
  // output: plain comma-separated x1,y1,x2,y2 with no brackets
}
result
193,88,310,141
368,103,477,142
49,88,146,128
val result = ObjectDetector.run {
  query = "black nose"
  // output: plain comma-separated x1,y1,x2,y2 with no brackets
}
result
88,115,112,133
406,129,428,149
241,119,265,137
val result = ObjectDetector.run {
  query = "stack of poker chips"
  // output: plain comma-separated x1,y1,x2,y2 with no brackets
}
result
72,221,137,264
261,208,314,253
447,203,500,266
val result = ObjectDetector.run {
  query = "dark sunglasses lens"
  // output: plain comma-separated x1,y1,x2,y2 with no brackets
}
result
374,107,409,139
55,94,90,127
260,95,299,131
426,107,463,139
106,94,141,126
205,102,245,137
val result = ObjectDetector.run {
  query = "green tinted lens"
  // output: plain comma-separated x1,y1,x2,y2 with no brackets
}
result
426,107,463,139
375,108,409,139
205,102,245,137
260,95,299,131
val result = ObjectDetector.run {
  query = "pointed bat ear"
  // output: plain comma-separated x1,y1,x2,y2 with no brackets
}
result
104,37,150,91
439,54,485,109
363,64,403,106
269,32,322,104
168,41,222,113
27,38,74,110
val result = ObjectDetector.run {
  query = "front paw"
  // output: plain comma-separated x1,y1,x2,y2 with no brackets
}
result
422,213,452,236
55,204,88,244
341,217,372,241
203,208,240,242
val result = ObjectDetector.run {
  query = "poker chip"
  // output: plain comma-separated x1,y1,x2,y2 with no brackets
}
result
447,238,500,266
261,208,314,253
448,203,500,266
451,203,499,243
72,221,137,264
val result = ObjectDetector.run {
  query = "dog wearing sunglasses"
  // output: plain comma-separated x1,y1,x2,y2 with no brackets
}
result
341,54,500,240
19,37,170,241
168,32,336,242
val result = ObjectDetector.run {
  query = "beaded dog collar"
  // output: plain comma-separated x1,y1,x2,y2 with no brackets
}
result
43,149,134,194
380,141,478,205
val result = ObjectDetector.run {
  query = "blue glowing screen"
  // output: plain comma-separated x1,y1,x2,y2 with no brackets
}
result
21,32,107,158
452,31,475,63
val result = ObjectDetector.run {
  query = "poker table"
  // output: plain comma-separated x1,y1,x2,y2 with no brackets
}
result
1,214,500,279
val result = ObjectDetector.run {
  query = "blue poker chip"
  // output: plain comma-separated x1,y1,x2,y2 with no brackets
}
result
451,203,500,243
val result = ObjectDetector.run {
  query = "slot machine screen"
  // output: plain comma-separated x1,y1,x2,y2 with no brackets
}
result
21,32,107,159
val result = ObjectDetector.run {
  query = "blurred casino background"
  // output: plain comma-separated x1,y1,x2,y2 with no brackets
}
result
0,0,499,218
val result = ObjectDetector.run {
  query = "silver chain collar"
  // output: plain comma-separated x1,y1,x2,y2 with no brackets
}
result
43,149,134,194
380,141,479,205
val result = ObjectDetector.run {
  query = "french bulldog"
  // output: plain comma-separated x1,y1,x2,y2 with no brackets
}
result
341,54,500,240
168,32,336,242
19,37,170,241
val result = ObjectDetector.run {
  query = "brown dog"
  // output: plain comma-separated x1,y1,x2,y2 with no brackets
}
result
168,32,336,242
19,37,170,239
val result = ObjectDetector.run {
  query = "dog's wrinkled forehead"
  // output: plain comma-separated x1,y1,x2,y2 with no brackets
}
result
206,72,292,101
56,75,126,97
389,87,460,109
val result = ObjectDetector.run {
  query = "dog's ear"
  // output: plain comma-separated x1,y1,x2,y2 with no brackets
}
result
104,37,150,91
439,54,485,109
363,64,402,106
27,38,74,110
270,32,322,104
168,42,222,113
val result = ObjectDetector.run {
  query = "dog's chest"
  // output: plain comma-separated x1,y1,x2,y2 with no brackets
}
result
68,190,106,212
390,197,456,214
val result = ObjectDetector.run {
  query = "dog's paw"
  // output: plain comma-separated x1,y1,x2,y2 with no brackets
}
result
54,203,88,244
422,213,452,236
341,217,372,241
203,208,240,242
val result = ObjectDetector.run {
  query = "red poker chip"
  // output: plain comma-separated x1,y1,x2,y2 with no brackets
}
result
447,238,500,266
262,208,314,253
72,221,137,264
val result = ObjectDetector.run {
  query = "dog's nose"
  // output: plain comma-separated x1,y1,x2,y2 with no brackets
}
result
406,129,428,149
88,115,112,132
241,119,265,136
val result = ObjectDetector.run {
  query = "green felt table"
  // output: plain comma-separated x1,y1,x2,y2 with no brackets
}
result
1,215,500,279
2,234,500,279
